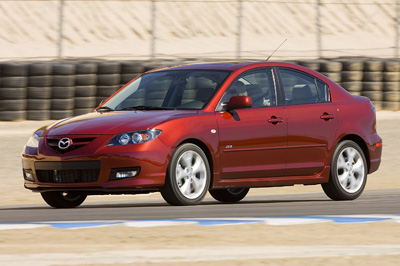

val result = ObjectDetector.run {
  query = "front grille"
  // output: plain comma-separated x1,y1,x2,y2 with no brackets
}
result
47,137,96,153
36,169,100,183
35,161,101,184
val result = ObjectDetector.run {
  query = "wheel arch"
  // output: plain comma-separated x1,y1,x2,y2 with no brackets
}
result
337,134,370,171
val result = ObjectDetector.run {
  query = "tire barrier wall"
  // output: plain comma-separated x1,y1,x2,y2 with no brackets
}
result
0,58,399,121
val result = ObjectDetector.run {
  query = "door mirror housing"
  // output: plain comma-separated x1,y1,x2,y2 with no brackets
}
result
226,96,252,110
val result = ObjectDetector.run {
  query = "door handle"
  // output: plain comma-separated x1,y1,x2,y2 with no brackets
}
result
268,116,284,124
320,113,335,121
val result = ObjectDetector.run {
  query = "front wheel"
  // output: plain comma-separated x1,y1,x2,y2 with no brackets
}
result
210,188,249,203
41,191,87,208
161,143,210,206
322,140,367,200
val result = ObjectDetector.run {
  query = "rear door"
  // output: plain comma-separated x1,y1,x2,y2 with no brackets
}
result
216,68,287,179
278,68,338,176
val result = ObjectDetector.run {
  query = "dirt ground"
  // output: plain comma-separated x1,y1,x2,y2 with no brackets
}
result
0,111,399,265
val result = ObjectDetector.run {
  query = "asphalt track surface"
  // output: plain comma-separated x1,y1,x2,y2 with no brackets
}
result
1,189,399,223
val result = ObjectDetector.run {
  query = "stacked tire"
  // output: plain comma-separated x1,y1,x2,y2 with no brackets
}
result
51,63,76,120
120,61,144,88
320,61,342,84
27,63,53,120
96,61,121,106
339,59,364,96
382,60,400,111
0,63,28,121
361,60,384,110
74,62,98,116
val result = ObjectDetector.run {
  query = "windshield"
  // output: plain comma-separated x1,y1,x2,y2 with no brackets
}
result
104,70,231,111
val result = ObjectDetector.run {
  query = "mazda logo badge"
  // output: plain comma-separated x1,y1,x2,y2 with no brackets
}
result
58,138,73,150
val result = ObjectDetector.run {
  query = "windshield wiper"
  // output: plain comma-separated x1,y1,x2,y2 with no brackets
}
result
118,106,175,111
96,106,114,112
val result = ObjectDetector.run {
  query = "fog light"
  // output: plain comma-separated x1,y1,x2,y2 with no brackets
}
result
110,167,140,181
23,169,35,182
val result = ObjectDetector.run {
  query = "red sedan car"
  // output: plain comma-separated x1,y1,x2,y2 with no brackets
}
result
22,62,382,208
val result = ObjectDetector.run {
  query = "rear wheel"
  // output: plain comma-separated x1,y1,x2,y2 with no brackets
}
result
41,191,87,208
210,188,249,203
322,140,367,200
161,143,210,206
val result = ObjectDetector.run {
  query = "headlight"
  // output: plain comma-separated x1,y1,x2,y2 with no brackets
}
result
26,133,40,148
108,129,162,146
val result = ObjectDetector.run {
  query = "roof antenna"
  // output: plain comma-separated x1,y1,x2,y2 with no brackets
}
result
266,38,287,61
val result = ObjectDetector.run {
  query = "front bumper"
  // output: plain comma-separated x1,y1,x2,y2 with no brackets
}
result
22,135,170,194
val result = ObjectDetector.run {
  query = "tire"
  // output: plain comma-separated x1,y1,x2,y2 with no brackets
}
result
27,87,52,99
382,101,400,111
121,61,146,73
76,62,97,74
0,110,26,121
75,74,97,86
52,75,75,87
41,191,87,208
383,91,400,102
320,61,342,72
27,99,51,110
121,73,140,84
96,74,121,86
97,62,121,74
383,72,400,82
96,85,119,97
74,108,93,116
50,110,73,120
297,60,321,71
321,72,341,83
75,85,97,97
350,91,361,96
371,101,383,111
341,71,363,82
383,82,400,92
1,77,28,88
28,76,52,87
0,99,27,111
362,82,383,92
1,63,28,76
74,97,96,109
52,86,75,99
27,110,51,120
209,188,249,203
52,63,76,75
341,81,362,92
28,63,52,76
51,99,74,110
363,72,383,82
160,143,211,206
383,60,400,72
364,60,383,72
361,91,383,101
0,87,27,99
322,140,367,200
339,60,364,71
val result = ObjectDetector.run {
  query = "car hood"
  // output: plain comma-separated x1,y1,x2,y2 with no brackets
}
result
46,110,198,136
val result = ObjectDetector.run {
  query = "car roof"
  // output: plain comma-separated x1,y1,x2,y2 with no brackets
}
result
146,61,303,73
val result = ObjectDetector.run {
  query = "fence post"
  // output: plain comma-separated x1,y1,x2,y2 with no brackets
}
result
237,0,243,59
151,0,157,59
316,0,322,58
58,0,65,58
396,0,400,57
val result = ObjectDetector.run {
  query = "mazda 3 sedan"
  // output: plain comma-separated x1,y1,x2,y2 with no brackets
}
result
22,62,382,208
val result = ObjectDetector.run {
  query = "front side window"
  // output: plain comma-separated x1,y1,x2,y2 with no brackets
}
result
219,68,277,109
279,68,330,105
104,70,230,110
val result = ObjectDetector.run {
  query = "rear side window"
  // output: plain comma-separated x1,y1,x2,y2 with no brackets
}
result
279,68,330,105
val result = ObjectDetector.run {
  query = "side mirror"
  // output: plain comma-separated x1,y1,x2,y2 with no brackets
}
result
226,96,252,110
